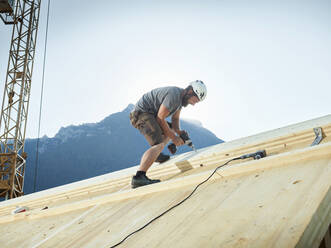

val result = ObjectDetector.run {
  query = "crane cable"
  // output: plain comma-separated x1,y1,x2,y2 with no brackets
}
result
33,0,51,192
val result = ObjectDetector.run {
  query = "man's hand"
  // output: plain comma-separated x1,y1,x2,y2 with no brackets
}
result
172,135,184,146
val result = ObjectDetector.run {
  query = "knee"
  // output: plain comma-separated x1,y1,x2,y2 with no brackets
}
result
162,135,170,144
152,141,165,152
153,142,165,153
159,142,165,150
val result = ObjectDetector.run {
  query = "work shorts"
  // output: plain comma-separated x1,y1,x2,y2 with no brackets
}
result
130,110,170,146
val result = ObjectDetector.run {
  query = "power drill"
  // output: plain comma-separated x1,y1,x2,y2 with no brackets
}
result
168,131,196,154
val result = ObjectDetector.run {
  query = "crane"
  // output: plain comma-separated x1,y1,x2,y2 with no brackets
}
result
0,0,41,200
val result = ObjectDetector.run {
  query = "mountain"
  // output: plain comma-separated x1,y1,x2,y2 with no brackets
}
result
23,104,224,194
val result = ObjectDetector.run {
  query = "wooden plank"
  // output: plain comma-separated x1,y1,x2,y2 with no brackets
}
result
0,154,329,248
296,186,331,248
324,225,331,248
0,141,330,225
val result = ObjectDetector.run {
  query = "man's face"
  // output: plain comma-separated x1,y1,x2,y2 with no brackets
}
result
188,95,200,106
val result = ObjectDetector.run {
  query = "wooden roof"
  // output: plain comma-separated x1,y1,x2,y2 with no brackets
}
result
0,115,330,248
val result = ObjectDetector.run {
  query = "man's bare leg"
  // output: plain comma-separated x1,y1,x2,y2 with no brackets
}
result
132,137,171,188
138,142,165,172
138,135,170,171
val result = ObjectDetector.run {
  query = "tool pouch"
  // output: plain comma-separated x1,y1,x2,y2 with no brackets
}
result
129,110,141,129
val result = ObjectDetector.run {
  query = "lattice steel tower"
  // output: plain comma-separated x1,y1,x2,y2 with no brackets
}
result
0,0,41,200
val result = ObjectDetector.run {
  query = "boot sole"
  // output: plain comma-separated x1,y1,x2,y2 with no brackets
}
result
131,180,161,189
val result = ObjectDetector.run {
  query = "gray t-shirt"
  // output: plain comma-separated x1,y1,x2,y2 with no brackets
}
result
134,86,184,117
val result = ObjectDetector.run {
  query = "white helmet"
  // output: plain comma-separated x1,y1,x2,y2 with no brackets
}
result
190,80,207,101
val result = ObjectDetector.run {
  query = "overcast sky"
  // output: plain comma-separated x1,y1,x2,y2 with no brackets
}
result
0,0,330,142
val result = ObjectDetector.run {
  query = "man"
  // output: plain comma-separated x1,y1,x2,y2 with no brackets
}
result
129,80,207,188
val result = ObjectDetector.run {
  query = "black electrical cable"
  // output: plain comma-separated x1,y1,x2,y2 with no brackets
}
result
34,0,51,192
109,156,242,248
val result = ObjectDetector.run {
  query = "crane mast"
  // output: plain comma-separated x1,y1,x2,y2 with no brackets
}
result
0,0,41,200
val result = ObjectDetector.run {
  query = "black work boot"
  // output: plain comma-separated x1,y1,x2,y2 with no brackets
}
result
131,174,161,189
155,152,170,163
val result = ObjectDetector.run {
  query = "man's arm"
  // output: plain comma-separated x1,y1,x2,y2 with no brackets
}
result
157,104,184,146
171,108,181,135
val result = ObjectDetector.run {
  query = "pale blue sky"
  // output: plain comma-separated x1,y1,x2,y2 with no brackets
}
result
0,0,330,141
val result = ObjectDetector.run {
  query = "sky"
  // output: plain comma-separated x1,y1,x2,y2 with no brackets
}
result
0,0,330,142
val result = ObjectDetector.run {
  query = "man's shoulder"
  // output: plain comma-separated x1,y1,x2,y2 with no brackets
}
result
154,86,183,94
169,86,183,92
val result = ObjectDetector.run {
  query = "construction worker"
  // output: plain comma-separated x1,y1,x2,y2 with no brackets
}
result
129,80,207,188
